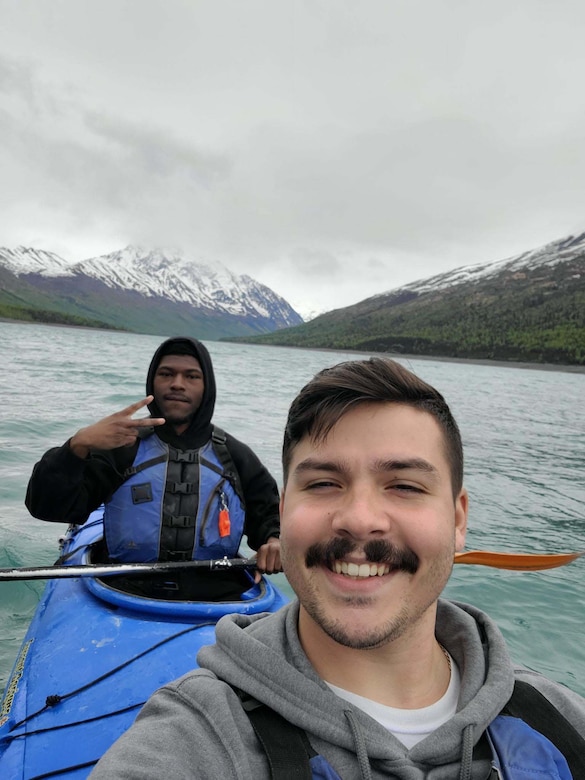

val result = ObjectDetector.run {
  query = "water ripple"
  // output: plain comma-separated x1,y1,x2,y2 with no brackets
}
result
1,323,584,696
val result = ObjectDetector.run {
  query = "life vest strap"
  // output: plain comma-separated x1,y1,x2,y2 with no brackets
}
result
123,454,167,479
212,427,245,506
235,688,314,779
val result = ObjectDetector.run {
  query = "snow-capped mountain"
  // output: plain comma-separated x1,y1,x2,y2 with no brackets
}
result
0,245,303,338
59,246,298,323
0,246,76,276
375,230,585,300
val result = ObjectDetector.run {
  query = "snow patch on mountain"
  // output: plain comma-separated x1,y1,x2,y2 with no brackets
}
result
375,231,585,299
0,246,76,276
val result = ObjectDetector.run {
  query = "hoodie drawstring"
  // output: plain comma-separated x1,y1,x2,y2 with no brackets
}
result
344,709,373,780
343,708,477,779
458,723,475,780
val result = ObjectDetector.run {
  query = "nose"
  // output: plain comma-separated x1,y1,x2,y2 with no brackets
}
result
170,373,186,389
330,485,392,540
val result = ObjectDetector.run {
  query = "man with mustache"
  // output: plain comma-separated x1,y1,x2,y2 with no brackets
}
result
26,337,281,599
90,357,585,777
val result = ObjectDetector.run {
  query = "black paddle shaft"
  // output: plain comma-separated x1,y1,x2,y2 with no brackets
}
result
0,557,257,581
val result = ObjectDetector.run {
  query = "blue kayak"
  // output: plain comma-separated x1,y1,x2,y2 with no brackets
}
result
0,511,288,779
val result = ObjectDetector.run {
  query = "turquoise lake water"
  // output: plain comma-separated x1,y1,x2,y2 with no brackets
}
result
0,321,584,696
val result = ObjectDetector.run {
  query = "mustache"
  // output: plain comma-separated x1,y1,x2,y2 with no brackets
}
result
305,537,419,574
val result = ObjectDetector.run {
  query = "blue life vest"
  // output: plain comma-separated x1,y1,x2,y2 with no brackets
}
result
103,430,246,563
487,715,572,779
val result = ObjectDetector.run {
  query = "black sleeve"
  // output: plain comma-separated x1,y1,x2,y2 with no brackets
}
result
225,435,281,551
25,440,135,525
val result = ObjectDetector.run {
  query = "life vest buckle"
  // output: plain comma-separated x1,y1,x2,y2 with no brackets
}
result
162,514,195,528
172,451,197,463
165,481,196,495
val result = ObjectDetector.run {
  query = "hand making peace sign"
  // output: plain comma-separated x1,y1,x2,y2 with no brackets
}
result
69,396,165,459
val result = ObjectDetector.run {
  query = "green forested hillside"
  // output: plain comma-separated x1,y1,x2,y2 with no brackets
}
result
230,258,585,365
0,267,125,330
0,303,127,330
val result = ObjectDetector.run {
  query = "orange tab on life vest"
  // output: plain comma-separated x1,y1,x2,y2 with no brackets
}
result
219,508,231,537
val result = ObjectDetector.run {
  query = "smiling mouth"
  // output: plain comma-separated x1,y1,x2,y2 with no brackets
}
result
332,561,391,578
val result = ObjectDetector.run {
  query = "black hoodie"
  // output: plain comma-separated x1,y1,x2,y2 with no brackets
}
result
25,337,280,554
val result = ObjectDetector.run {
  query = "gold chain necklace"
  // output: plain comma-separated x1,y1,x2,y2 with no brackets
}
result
439,644,452,674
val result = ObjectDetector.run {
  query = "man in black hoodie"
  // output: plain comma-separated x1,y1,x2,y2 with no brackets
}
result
25,337,281,599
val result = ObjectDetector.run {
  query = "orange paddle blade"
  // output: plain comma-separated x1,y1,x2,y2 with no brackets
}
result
454,550,584,571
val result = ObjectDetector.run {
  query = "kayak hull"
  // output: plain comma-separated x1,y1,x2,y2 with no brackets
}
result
0,512,288,779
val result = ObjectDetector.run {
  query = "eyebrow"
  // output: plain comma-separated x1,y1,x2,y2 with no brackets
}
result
292,457,439,479
157,365,202,374
293,458,348,477
374,458,438,477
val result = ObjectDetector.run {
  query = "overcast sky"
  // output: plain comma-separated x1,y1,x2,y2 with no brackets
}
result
2,1,585,318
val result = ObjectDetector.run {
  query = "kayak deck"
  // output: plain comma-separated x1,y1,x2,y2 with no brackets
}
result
0,514,288,779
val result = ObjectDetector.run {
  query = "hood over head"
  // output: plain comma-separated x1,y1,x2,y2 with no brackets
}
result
146,336,216,448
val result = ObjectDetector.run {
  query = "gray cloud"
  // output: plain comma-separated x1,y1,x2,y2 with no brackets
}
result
2,0,585,316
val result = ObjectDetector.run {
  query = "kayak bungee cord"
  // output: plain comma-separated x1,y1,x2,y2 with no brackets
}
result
6,620,214,780
7,701,145,739
28,758,100,780
6,622,214,734
8,703,145,780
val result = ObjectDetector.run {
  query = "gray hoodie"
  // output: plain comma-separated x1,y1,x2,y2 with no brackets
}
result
90,599,585,779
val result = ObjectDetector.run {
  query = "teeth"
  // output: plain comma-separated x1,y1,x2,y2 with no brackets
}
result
333,561,389,578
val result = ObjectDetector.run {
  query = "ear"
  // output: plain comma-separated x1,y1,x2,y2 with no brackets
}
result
454,488,468,552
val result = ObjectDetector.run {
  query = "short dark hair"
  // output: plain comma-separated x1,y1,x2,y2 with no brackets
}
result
282,357,463,496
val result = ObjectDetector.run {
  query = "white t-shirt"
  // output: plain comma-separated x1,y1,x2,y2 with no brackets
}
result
325,651,460,749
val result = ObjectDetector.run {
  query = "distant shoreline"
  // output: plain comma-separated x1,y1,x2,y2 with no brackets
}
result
0,316,128,335
236,340,585,375
3,317,584,374
395,351,585,374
